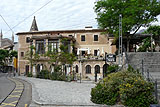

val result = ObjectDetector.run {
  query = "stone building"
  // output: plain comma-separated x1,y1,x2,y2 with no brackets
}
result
17,17,116,80
0,30,14,50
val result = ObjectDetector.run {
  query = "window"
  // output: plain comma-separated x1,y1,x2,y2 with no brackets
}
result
26,37,30,43
68,35,72,37
82,51,86,56
94,35,98,41
21,52,24,57
86,65,91,74
95,65,100,73
81,35,85,41
36,40,45,54
94,50,97,56
48,39,59,52
76,65,78,73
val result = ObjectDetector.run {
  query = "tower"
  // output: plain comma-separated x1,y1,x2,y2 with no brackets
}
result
30,16,38,31
12,32,14,43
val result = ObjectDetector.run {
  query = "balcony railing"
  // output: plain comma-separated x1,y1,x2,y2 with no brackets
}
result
77,55,105,61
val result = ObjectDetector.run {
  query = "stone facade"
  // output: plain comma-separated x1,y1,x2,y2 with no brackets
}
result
17,17,116,80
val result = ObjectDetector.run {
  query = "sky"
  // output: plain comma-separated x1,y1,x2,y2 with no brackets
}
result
0,0,98,41
0,0,160,42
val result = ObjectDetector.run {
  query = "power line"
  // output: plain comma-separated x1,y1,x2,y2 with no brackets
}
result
0,14,14,32
5,0,54,34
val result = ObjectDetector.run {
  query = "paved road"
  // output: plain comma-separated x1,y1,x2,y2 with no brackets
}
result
0,73,15,103
0,73,32,107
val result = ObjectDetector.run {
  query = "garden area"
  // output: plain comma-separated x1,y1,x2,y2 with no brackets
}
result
91,65,158,107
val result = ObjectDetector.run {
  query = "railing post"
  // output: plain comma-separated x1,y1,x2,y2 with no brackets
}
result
142,59,144,76
147,70,150,82
155,79,158,101
80,73,81,83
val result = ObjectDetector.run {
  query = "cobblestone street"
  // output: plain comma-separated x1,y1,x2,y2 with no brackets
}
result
19,77,98,106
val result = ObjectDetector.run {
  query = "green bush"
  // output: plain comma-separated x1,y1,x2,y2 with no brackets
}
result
91,70,157,106
27,72,33,77
104,64,118,77
50,71,66,81
37,70,50,79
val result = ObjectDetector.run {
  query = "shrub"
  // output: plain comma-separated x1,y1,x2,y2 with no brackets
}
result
91,70,157,106
105,64,118,76
27,72,33,77
50,71,66,81
37,70,50,79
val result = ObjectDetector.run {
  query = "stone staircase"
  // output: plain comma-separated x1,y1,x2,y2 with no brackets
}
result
126,52,160,100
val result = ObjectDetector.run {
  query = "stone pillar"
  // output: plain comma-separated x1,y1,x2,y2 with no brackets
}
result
33,65,36,76
45,39,48,52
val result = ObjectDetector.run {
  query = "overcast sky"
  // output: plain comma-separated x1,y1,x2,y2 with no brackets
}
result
0,0,160,42
0,0,98,41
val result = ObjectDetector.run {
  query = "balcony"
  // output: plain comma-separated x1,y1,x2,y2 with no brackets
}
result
77,55,105,61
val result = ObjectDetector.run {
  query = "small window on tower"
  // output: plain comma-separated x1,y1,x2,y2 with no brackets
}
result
21,52,24,57
26,37,30,43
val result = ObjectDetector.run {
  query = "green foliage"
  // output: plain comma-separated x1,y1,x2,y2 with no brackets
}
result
27,72,33,77
10,50,18,58
24,45,40,65
106,64,118,75
94,0,160,37
0,49,11,66
91,69,157,106
37,70,50,79
144,25,160,39
138,37,155,52
50,71,66,81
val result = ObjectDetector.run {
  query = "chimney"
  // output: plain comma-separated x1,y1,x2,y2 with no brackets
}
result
85,26,93,30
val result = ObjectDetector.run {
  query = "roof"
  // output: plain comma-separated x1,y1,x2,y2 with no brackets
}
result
0,38,14,49
2,38,13,47
30,16,38,31
16,29,106,35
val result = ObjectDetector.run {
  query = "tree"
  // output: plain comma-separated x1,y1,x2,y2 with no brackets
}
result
94,0,160,37
0,50,17,66
0,49,9,66
45,38,76,72
137,37,155,52
144,25,160,45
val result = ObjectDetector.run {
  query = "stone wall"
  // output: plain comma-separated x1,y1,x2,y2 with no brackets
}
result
127,52,160,73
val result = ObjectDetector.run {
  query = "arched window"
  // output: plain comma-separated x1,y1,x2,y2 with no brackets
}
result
86,65,91,74
76,65,78,73
95,65,100,74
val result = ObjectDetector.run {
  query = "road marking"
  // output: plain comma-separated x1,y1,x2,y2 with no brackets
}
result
8,94,21,98
0,100,18,107
0,78,24,107
12,90,23,93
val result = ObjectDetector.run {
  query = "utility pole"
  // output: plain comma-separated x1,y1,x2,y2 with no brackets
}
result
119,14,123,66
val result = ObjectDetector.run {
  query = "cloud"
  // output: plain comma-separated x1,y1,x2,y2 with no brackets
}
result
0,0,98,41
